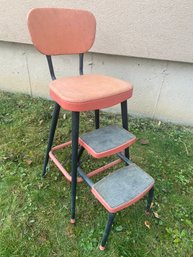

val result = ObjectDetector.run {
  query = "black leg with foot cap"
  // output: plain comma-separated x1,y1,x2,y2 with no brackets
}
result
100,212,116,250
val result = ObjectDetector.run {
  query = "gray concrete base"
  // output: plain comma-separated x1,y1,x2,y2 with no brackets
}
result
0,41,192,126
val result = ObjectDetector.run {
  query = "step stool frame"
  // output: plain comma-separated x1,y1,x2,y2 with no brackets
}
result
41,53,130,224
27,8,154,250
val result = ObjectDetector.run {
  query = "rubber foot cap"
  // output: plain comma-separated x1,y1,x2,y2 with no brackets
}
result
99,245,105,251
70,219,76,224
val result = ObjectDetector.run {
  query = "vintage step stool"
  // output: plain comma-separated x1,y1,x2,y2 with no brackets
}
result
27,8,155,250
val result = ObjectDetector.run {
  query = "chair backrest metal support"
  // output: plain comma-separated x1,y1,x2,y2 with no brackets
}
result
46,53,84,81
79,53,84,76
46,55,56,80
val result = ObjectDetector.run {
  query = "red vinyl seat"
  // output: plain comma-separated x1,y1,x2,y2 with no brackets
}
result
50,74,133,111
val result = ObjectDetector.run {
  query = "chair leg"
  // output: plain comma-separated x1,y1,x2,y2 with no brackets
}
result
95,109,100,129
99,212,116,250
121,101,129,159
146,186,154,215
70,111,80,224
76,109,99,165
77,146,84,165
77,109,99,165
42,103,60,177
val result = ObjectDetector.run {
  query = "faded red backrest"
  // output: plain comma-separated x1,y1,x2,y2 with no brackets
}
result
27,8,96,55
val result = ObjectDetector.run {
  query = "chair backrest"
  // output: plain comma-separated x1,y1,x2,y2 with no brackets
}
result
27,8,96,55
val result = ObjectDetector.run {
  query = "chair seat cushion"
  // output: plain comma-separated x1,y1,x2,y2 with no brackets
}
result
50,74,133,111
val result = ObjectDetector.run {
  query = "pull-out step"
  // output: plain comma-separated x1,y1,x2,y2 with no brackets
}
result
79,125,136,158
91,164,154,213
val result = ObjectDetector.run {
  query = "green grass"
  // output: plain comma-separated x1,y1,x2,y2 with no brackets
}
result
0,90,193,257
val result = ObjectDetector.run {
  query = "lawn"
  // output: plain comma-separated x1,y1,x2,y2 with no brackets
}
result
0,90,193,257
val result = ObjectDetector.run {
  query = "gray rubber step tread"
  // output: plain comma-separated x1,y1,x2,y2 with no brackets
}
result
79,125,135,154
92,165,154,209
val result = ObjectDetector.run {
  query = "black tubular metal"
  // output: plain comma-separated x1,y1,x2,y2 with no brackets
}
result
77,146,85,164
71,111,80,221
95,109,100,129
76,54,85,164
121,101,129,159
117,152,132,165
42,103,60,177
146,186,154,213
46,55,56,80
100,213,116,248
78,167,94,187
42,56,58,177
79,53,84,75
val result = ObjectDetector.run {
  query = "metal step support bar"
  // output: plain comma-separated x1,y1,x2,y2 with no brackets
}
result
78,167,94,187
117,152,133,165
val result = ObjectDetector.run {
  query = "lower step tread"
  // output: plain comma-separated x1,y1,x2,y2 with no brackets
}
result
91,164,154,213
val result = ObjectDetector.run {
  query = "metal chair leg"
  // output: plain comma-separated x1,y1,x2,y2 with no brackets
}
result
42,103,60,177
77,146,84,165
99,212,116,250
77,109,99,165
146,186,154,214
121,101,129,159
70,111,80,224
95,109,100,129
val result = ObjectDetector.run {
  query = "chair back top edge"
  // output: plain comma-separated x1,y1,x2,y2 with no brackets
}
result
27,8,96,55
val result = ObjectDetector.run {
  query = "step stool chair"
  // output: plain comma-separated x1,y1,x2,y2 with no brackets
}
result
27,8,154,250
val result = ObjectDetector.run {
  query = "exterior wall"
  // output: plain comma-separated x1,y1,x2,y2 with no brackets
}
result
0,1,193,63
1,41,193,126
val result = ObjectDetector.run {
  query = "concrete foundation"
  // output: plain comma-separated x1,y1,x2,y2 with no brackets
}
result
0,41,192,126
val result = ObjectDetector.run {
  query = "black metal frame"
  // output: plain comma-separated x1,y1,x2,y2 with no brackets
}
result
71,111,80,221
100,213,116,249
42,53,136,249
121,100,129,159
146,186,154,213
42,103,60,177
78,167,94,187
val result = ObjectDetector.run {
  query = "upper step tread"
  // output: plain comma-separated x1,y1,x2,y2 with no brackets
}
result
91,164,154,212
79,125,136,158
